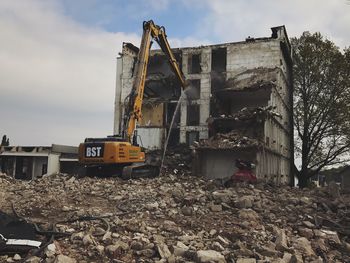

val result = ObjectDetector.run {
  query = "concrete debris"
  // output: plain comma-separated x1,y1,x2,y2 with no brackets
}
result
147,144,192,175
197,131,259,149
197,249,226,263
1,172,350,262
225,67,278,91
214,106,281,124
54,255,76,263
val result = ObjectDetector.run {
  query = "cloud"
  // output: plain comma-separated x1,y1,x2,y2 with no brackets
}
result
168,37,211,48
0,0,140,145
0,0,207,146
196,0,350,48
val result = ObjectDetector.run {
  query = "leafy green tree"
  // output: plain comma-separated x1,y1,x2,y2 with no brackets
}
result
292,32,350,188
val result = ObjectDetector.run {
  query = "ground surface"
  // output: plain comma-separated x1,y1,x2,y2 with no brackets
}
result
1,172,350,263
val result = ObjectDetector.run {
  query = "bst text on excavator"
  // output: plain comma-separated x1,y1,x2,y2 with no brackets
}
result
78,20,186,178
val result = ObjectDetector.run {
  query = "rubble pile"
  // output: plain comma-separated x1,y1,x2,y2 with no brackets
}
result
197,131,260,149
147,145,192,175
222,106,282,122
1,172,350,262
225,67,278,91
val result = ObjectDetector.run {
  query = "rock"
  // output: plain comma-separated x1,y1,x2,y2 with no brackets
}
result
290,253,303,263
236,196,253,208
344,242,350,253
146,201,159,210
257,246,278,257
102,231,112,242
212,190,235,203
302,221,315,228
274,227,289,252
61,205,72,212
209,229,217,236
196,250,226,263
181,206,193,216
106,244,119,255
300,197,312,205
281,252,292,263
13,254,21,261
130,240,143,251
105,241,129,256
320,229,341,245
96,245,105,255
157,242,171,259
212,241,225,251
312,238,328,253
238,209,260,221
217,235,230,246
93,226,106,236
173,241,189,257
115,240,129,250
54,255,76,263
210,204,222,212
24,257,41,263
298,227,314,239
82,234,95,246
293,237,315,257
70,231,84,241
45,243,57,258
168,254,176,263
140,249,155,258
236,259,256,263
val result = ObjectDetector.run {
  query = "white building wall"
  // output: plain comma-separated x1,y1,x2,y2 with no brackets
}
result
32,157,48,178
47,153,60,175
226,41,281,77
137,128,165,149
114,57,123,135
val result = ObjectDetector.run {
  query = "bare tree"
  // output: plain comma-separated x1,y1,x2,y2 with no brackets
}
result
292,32,350,188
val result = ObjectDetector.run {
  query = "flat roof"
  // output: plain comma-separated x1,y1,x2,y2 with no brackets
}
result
0,152,49,157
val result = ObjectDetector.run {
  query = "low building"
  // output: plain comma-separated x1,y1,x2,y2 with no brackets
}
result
316,166,350,190
0,144,78,180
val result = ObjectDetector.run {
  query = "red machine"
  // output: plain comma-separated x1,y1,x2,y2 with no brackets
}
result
232,159,257,183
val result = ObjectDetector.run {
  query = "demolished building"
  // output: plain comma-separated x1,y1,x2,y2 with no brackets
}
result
114,26,293,184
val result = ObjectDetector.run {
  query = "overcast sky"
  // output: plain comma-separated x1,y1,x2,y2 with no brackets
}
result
1,0,349,146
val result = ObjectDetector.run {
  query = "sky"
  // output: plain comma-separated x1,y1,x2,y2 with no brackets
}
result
0,0,349,146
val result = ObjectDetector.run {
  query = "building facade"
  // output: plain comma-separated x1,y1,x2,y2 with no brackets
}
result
0,144,78,180
114,26,293,184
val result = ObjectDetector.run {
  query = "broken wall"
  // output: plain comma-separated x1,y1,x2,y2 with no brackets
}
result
114,26,293,184
192,27,293,184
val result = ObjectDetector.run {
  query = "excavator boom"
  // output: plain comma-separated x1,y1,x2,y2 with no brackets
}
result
123,20,186,143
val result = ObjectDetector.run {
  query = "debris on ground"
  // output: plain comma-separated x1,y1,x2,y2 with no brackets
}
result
146,144,192,176
1,172,350,262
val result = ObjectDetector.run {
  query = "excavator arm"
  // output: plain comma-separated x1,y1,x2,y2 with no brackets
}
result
123,20,186,143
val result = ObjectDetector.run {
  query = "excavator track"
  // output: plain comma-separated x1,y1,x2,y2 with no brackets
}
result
78,163,160,179
121,164,160,180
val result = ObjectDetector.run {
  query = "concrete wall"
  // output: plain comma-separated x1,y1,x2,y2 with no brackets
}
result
114,57,123,135
32,157,48,178
47,153,60,175
139,103,164,126
195,148,256,179
137,127,165,149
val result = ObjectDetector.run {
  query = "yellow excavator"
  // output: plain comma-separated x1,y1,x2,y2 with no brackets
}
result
78,20,186,178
